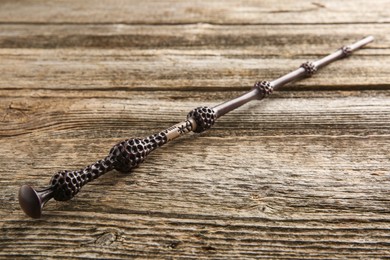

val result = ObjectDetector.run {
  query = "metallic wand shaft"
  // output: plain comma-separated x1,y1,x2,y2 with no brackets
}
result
213,35,374,118
18,36,374,218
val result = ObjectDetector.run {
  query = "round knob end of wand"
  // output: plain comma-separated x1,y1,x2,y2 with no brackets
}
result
19,185,43,218
18,185,54,219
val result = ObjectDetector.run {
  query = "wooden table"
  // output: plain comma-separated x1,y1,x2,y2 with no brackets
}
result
1,1,389,259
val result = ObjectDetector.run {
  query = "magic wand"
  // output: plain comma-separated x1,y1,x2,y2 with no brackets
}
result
19,36,374,218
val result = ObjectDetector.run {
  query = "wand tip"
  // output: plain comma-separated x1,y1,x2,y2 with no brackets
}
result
364,35,375,42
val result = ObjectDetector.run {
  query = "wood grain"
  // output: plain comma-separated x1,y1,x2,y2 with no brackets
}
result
0,0,389,259
0,0,389,24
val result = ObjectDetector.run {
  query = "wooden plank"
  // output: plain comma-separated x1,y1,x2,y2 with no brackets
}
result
0,0,389,258
0,23,387,92
0,91,390,138
0,23,389,50
1,212,390,258
0,48,387,92
0,0,389,24
0,91,389,258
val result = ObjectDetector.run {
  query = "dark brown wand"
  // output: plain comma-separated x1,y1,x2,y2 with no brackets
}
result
19,36,374,218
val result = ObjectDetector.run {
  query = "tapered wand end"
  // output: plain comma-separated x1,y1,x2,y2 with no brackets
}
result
18,185,54,219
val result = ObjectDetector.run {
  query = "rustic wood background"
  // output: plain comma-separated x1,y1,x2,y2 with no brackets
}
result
0,0,389,259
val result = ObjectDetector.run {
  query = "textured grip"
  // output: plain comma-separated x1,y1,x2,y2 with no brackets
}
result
109,132,168,173
50,156,115,201
35,107,217,203
50,130,168,201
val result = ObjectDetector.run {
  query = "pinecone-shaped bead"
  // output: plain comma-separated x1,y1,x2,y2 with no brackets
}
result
50,156,114,201
109,132,168,173
253,81,273,99
300,61,317,76
187,106,216,133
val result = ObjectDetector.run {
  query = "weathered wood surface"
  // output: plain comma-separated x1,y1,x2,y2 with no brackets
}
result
0,0,389,259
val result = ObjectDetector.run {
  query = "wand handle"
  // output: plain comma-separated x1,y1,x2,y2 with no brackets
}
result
19,108,218,218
